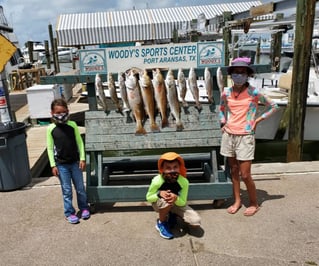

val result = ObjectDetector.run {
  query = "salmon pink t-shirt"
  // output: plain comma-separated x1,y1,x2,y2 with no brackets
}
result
219,85,278,135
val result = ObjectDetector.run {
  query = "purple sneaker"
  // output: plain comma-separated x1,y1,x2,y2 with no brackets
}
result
66,214,79,224
81,209,90,220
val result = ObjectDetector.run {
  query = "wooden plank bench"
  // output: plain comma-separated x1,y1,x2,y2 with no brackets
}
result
85,104,233,204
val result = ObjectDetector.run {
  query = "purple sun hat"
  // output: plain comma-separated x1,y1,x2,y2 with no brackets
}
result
227,57,255,75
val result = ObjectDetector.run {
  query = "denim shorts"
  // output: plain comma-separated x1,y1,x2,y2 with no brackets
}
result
220,131,255,161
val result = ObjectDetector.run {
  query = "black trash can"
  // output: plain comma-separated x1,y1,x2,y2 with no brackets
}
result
0,122,31,191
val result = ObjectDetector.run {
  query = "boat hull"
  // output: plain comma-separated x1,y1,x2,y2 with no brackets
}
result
256,103,319,141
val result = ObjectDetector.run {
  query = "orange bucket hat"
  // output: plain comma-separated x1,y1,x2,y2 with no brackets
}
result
157,152,187,178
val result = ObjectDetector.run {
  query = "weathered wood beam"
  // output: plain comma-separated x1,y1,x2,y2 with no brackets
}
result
233,0,301,20
287,0,316,162
250,3,274,17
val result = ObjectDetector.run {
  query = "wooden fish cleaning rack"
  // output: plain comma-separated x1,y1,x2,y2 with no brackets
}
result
40,66,269,205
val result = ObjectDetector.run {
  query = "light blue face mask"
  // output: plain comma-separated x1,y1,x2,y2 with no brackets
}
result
231,73,248,86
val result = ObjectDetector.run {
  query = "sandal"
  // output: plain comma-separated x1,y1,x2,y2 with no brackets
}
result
244,206,260,216
227,204,242,214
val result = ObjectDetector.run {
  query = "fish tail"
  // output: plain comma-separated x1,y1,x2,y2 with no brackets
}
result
135,125,147,135
161,117,169,128
150,123,160,133
176,122,184,131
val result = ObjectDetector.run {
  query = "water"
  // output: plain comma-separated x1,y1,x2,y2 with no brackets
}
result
255,140,319,163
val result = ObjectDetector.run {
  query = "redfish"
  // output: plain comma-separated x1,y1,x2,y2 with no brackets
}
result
125,70,146,135
177,68,188,110
108,72,123,115
152,68,169,128
118,72,133,123
118,72,130,112
165,69,184,131
188,67,202,113
95,73,110,115
204,67,216,112
139,70,160,133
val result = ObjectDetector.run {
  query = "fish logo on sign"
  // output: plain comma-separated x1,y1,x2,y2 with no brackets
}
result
79,49,107,75
203,47,216,57
197,42,224,68
0,33,17,72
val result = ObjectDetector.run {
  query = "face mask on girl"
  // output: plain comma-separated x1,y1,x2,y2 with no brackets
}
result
231,73,248,86
52,112,69,124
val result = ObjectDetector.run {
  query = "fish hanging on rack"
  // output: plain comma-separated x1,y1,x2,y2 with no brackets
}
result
165,69,184,131
125,69,146,135
152,68,169,128
118,71,133,123
204,67,216,112
139,69,160,133
177,68,189,114
95,73,110,115
188,67,202,113
108,72,123,116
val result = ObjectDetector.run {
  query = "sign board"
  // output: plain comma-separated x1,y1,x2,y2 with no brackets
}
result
0,33,17,73
79,49,107,75
79,41,224,75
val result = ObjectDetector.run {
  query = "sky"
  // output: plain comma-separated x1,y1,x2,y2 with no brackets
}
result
0,0,289,48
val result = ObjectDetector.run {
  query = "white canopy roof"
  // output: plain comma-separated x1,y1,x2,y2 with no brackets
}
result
56,2,262,46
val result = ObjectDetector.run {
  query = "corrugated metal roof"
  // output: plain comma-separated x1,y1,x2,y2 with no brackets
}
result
56,2,262,46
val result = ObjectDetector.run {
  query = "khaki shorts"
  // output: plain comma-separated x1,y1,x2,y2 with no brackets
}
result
220,131,255,161
152,198,201,226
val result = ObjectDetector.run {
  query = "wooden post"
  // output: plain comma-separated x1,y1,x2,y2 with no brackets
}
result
223,27,230,65
44,40,51,69
223,11,232,66
233,34,239,59
86,82,97,111
255,37,261,64
271,31,282,72
53,38,60,73
27,41,34,63
287,0,316,162
48,24,59,73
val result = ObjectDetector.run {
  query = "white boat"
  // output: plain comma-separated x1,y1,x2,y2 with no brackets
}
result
21,41,46,63
39,46,78,64
21,43,78,64
252,67,319,141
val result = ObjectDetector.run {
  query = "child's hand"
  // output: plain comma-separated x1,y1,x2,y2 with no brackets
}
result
166,191,177,204
52,166,59,176
79,160,86,171
161,190,171,200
